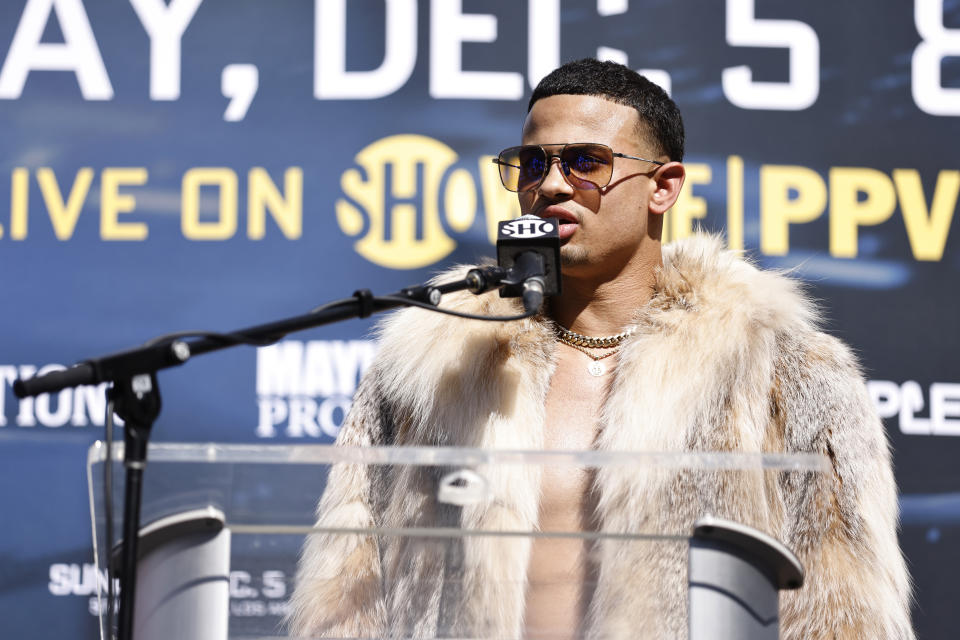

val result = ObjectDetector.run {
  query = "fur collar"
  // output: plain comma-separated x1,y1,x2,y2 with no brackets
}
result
371,233,816,454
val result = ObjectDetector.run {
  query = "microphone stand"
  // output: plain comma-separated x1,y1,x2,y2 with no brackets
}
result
12,268,515,640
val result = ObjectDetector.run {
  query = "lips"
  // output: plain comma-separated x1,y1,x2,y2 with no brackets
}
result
537,206,579,240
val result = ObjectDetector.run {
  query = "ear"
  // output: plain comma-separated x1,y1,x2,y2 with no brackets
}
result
648,162,685,216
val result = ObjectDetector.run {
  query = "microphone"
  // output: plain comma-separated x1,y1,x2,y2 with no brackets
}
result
494,215,562,313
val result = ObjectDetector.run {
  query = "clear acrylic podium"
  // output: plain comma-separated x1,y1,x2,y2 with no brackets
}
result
87,442,828,640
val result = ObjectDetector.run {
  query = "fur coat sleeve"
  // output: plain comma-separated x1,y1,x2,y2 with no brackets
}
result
774,330,914,639
285,372,391,637
287,234,914,639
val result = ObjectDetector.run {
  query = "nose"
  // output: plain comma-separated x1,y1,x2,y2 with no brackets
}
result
537,155,575,199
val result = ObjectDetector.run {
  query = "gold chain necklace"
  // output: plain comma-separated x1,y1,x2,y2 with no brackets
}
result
555,325,635,348
555,325,635,376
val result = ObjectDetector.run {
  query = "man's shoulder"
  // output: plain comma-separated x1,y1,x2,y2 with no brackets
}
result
655,233,868,386
656,233,819,337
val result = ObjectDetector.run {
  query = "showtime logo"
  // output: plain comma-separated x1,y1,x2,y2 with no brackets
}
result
336,134,518,270
255,340,376,439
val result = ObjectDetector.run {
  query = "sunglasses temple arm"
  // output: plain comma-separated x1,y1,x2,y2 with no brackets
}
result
492,159,522,170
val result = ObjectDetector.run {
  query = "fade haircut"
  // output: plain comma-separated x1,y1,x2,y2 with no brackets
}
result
528,58,685,162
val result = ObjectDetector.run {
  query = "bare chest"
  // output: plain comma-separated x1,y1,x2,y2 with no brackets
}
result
540,349,609,517
542,348,610,451
524,348,611,638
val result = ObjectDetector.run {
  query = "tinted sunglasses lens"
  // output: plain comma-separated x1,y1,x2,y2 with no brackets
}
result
499,147,542,192
561,144,613,189
515,146,548,192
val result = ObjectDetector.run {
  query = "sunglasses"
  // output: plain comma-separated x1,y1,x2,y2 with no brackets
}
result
493,143,665,193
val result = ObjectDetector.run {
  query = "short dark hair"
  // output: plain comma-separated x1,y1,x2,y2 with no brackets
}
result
528,58,684,162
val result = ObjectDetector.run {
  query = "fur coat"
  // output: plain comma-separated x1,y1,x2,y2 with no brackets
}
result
288,234,914,639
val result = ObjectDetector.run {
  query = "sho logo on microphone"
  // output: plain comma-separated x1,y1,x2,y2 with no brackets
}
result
499,216,556,239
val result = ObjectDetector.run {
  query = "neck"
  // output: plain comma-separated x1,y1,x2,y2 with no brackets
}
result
548,248,662,337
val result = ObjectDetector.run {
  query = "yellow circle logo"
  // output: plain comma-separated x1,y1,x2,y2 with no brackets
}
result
336,134,478,269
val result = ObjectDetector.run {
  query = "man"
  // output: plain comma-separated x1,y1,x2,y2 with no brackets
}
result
288,59,913,639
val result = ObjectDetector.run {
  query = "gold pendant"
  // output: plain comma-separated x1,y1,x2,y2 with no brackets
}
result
588,361,605,377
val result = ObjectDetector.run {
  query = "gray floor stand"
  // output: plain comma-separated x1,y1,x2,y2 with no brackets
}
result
131,507,230,640
688,516,804,640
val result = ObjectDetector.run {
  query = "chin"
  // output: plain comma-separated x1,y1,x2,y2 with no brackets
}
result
559,245,589,268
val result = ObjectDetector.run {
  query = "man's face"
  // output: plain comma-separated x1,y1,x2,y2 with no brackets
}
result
519,94,664,279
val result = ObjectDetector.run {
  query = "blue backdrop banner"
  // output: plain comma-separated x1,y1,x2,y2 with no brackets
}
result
1,1,958,637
